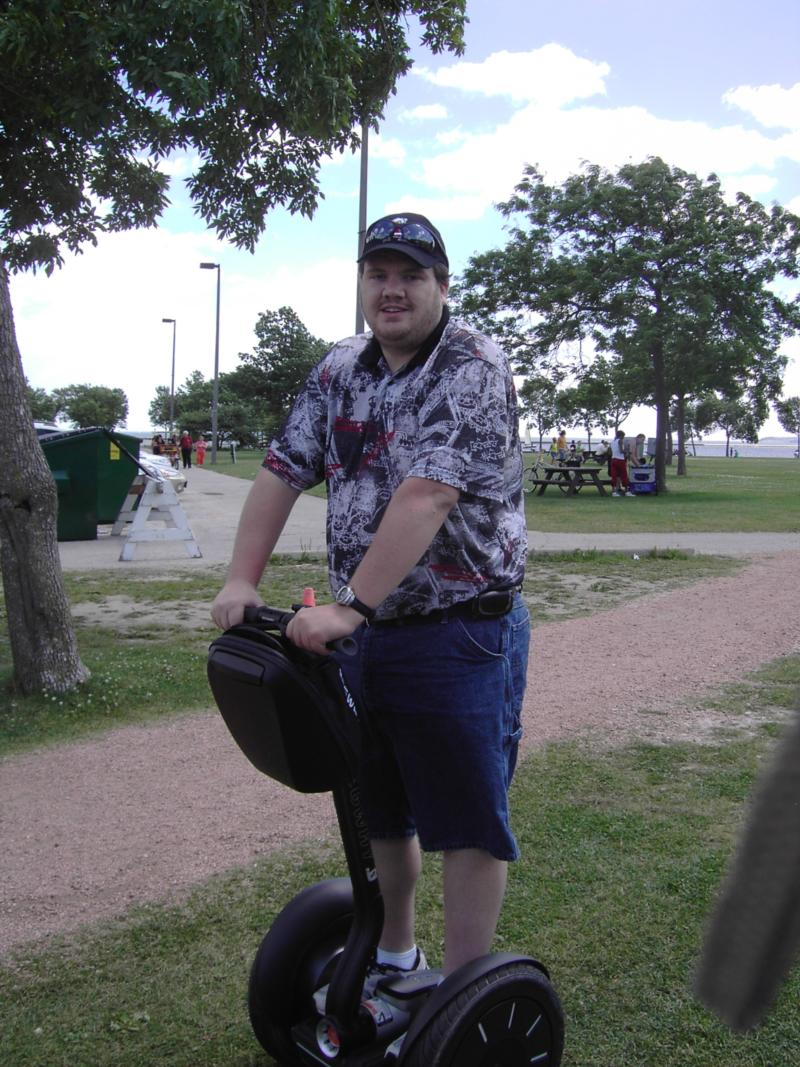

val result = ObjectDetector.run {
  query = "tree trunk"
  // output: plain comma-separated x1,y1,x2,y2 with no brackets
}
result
651,339,669,492
0,266,89,694
675,394,687,476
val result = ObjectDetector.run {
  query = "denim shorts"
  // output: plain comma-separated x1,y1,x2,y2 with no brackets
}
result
337,594,530,862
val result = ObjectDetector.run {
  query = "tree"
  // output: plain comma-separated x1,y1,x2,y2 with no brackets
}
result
457,158,800,492
775,396,800,456
238,306,330,436
53,384,128,429
0,1,466,694
26,383,59,423
0,273,89,692
554,386,598,451
517,375,562,451
694,395,763,456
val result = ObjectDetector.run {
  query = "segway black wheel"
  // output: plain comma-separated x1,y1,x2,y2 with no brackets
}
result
248,877,354,1065
401,960,564,1067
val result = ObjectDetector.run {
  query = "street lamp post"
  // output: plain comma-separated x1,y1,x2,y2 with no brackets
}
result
161,317,176,433
199,262,221,464
355,119,369,334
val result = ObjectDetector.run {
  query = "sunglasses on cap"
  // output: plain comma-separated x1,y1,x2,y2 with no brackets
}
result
363,219,444,256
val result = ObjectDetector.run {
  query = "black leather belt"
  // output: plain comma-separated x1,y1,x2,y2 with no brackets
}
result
372,588,518,628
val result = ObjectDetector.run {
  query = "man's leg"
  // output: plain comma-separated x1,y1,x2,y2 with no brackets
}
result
443,848,508,975
371,835,422,952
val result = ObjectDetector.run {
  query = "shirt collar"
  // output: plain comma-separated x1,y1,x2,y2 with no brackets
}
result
359,306,450,375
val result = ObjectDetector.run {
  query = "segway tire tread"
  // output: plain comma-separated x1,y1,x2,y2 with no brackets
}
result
400,960,564,1067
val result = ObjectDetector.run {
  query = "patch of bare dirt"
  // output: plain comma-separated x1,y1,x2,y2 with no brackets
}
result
1,551,798,959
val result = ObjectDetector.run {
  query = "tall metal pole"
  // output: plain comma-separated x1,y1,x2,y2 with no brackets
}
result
161,317,176,432
200,262,221,464
212,266,220,464
355,120,369,334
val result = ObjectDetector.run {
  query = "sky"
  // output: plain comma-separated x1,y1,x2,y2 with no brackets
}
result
10,0,800,439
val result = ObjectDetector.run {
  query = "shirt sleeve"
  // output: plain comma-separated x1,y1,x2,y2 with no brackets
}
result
263,363,328,491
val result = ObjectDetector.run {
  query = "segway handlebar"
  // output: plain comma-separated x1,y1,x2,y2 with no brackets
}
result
243,605,358,657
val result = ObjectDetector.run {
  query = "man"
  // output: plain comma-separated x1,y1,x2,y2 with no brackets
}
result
212,213,530,980
630,433,647,466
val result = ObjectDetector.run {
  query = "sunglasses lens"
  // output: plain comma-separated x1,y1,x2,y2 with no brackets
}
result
366,220,396,243
364,220,439,253
401,223,436,250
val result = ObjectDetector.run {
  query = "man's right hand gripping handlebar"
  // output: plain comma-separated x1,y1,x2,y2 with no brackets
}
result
211,581,358,657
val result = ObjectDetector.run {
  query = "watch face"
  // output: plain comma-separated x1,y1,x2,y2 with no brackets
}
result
336,586,353,606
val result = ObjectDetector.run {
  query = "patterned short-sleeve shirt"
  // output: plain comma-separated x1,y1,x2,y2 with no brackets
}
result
264,313,527,620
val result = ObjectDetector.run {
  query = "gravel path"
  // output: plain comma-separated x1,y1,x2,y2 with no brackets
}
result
1,550,798,959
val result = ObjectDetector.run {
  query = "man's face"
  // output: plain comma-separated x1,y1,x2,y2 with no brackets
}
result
359,251,448,363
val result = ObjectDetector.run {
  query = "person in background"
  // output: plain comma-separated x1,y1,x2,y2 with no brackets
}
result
630,433,647,466
556,428,567,463
548,437,558,463
195,435,207,466
609,429,635,497
179,429,193,469
151,433,164,456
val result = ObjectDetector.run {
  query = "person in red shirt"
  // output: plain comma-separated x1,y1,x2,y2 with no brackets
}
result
179,430,193,469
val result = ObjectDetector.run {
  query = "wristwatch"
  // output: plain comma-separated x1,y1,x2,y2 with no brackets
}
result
335,585,376,621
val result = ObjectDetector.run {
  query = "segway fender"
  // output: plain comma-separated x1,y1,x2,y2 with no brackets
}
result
399,952,555,1064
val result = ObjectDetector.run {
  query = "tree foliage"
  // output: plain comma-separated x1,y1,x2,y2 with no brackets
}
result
238,305,329,431
1,0,466,272
51,384,128,429
775,395,800,455
148,306,328,443
0,0,466,694
26,383,59,423
693,394,764,456
457,157,800,491
517,374,562,451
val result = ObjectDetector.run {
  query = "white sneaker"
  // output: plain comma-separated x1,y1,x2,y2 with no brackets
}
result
612,491,621,497
626,491,637,497
363,947,428,996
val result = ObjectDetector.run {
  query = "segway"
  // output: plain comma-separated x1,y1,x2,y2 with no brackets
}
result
207,602,565,1066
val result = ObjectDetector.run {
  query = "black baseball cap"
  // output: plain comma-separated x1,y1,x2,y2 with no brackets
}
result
358,212,449,270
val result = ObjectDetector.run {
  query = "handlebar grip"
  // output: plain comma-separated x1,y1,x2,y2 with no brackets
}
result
329,635,358,657
241,605,357,657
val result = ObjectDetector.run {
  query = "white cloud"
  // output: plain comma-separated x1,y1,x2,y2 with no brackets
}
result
723,83,800,132
372,195,491,223
399,103,448,122
717,172,777,202
11,227,358,429
435,127,470,147
415,44,609,107
369,134,407,167
418,102,800,208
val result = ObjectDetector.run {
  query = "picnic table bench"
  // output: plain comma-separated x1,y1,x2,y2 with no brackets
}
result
526,465,613,496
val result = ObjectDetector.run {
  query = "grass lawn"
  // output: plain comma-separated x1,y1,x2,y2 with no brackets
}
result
3,655,799,1066
205,451,799,531
523,456,800,533
0,552,738,756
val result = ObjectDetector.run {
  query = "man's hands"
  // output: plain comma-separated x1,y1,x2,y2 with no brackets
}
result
212,584,362,656
286,603,363,656
211,579,263,631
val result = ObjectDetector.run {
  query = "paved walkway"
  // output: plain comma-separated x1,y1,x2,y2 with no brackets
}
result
58,465,797,572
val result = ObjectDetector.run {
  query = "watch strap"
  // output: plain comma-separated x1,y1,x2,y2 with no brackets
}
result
336,586,376,621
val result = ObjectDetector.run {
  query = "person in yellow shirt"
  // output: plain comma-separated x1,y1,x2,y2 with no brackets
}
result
556,429,567,463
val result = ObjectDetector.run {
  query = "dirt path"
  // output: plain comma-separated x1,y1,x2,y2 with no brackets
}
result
1,551,798,959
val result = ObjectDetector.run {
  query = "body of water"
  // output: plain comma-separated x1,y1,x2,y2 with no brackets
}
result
667,441,798,459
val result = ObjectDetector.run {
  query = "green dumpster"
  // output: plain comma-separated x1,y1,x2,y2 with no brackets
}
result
39,428,141,541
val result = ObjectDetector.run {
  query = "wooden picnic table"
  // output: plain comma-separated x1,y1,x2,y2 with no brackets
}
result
528,465,612,496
